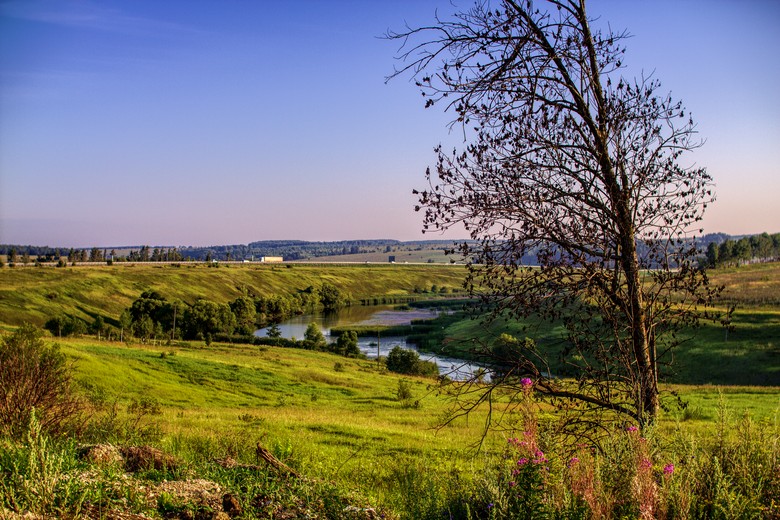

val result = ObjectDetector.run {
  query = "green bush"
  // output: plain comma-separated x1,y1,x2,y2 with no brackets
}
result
396,379,413,401
43,315,87,338
386,346,439,377
0,324,82,438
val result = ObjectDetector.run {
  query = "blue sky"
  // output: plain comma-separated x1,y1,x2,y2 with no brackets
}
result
1,0,778,248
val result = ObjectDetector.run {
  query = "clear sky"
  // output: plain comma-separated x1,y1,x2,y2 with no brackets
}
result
1,0,778,248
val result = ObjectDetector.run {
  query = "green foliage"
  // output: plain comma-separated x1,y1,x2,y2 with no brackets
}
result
182,299,236,340
304,322,327,350
333,330,361,358
44,314,87,338
319,282,346,311
0,415,93,515
386,346,438,377
89,315,106,338
708,232,780,267
396,379,413,401
266,323,282,339
229,295,256,335
0,324,82,438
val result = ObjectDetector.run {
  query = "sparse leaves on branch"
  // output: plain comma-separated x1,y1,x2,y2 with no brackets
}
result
389,0,723,430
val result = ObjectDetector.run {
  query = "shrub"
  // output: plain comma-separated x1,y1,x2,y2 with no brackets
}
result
396,379,413,401
335,331,361,358
304,322,327,350
0,324,82,438
386,346,439,376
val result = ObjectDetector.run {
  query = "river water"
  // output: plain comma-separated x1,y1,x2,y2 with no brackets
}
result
255,305,484,380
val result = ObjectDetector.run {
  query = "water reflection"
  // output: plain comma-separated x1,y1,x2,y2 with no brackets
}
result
255,305,487,381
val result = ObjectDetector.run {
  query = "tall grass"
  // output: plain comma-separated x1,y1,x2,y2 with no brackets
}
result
377,387,780,519
2,334,779,518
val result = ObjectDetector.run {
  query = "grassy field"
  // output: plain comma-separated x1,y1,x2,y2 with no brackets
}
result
1,262,779,518
0,262,467,327
65,338,486,455
10,333,774,518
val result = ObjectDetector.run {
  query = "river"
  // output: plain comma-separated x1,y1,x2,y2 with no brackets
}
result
255,305,485,381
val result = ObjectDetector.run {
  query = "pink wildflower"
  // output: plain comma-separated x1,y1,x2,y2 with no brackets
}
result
567,457,579,468
663,463,675,475
626,425,639,432
517,458,528,465
509,481,516,488
520,377,533,388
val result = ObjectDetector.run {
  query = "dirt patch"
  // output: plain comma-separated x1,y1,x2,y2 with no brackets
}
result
120,445,179,472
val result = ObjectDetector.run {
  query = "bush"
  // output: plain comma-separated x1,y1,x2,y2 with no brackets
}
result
0,324,82,438
396,379,413,401
386,346,439,377
335,331,361,358
44,314,87,337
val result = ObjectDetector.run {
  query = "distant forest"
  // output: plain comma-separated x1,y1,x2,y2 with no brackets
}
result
0,239,455,263
1,233,778,266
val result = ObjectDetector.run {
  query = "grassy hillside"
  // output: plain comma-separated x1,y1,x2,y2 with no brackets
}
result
0,263,467,327
2,263,779,518
11,334,775,518
64,337,491,473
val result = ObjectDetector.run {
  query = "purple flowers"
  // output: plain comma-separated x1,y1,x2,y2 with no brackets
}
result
567,457,579,468
520,377,533,388
663,463,675,475
626,425,639,432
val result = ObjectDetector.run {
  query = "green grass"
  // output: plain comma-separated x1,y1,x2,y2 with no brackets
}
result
2,331,779,518
0,263,468,327
62,337,496,480
428,307,780,386
712,261,780,306
410,264,780,386
2,262,780,518
61,333,780,453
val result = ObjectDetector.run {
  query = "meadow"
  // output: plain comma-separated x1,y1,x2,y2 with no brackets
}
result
1,261,779,518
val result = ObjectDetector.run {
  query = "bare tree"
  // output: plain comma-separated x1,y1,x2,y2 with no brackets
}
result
389,0,722,430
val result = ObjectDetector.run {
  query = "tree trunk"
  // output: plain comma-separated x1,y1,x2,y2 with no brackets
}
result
621,231,658,425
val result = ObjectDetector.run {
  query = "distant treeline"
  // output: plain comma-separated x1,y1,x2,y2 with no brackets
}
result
3,234,779,267
703,232,780,267
0,245,185,264
0,239,458,263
